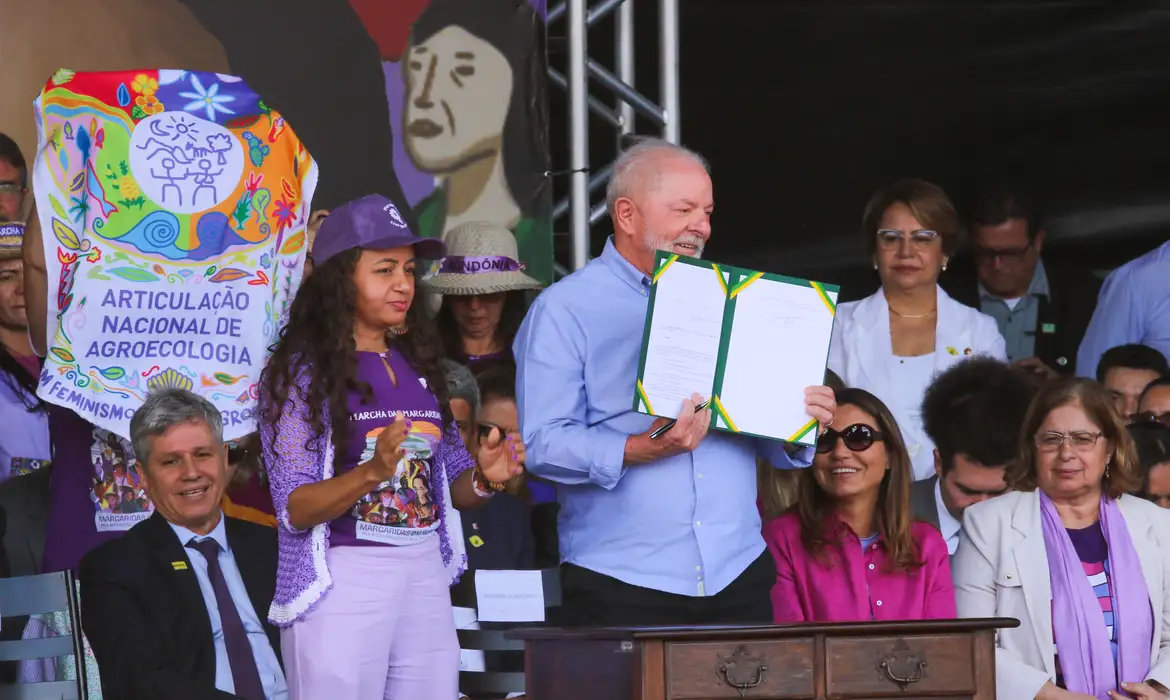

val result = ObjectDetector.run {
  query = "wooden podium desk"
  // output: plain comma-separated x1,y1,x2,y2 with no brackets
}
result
510,618,1018,700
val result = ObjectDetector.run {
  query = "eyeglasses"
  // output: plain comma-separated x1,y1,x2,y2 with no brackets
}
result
973,243,1031,264
1034,431,1104,452
476,422,508,444
1135,411,1170,428
876,229,939,250
0,183,23,200
816,423,884,454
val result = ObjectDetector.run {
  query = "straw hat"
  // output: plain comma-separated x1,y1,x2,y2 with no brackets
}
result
0,222,24,260
423,221,542,296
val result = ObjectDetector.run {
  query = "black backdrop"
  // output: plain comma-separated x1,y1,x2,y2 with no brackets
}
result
549,1,1170,296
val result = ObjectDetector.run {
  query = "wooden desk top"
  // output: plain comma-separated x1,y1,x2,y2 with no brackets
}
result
508,617,1020,641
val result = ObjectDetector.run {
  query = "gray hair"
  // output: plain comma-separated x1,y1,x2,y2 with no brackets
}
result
443,360,481,416
130,388,224,466
605,137,708,216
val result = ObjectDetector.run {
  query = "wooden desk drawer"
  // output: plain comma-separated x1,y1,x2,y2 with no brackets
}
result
825,634,975,697
664,639,815,699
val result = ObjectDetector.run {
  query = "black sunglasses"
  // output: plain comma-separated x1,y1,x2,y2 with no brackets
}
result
815,423,884,454
1135,411,1170,428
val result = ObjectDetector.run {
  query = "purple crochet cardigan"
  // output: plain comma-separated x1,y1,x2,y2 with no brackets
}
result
260,367,473,627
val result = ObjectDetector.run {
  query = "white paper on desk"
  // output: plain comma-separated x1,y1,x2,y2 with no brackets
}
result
719,278,836,444
640,260,727,417
474,570,546,623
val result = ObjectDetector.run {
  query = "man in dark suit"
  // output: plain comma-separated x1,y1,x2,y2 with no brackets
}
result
914,357,1041,555
80,389,284,700
942,187,1100,376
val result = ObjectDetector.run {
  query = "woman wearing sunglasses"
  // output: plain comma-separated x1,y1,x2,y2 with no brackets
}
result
765,388,955,623
828,179,1006,482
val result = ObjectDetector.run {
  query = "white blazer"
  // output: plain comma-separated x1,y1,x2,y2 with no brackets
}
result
954,491,1170,699
827,285,1006,480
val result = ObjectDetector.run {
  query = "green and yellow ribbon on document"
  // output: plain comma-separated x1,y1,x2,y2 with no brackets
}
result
633,251,839,447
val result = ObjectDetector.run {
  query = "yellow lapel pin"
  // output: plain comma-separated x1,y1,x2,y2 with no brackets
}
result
172,561,188,570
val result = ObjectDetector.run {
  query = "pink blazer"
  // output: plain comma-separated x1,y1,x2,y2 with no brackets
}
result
764,512,956,623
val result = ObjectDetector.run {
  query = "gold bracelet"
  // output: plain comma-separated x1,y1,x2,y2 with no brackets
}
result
473,465,505,495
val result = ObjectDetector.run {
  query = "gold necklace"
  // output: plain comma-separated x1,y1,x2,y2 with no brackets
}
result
889,307,937,319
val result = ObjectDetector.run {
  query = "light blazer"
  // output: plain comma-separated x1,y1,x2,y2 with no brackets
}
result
953,491,1170,700
828,285,1007,479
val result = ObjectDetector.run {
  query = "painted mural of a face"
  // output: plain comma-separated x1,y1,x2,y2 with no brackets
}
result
402,0,548,253
405,26,512,175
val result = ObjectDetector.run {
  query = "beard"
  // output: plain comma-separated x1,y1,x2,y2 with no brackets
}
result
643,229,706,259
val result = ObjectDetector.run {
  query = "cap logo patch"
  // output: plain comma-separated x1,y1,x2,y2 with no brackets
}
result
382,203,408,229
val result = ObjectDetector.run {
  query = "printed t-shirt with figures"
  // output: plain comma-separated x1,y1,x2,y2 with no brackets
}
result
329,350,449,547
41,404,142,574
1053,522,1119,689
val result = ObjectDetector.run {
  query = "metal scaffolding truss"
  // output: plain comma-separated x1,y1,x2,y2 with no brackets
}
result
546,0,680,275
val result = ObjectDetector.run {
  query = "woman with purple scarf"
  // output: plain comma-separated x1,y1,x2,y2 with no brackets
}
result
955,377,1170,700
259,195,524,700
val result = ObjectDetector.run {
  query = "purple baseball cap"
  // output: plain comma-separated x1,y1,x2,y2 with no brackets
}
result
311,194,445,265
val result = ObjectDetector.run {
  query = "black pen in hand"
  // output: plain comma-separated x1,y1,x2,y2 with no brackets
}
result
649,399,711,440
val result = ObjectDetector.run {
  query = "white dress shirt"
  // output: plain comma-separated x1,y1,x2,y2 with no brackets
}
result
169,515,288,700
933,480,961,555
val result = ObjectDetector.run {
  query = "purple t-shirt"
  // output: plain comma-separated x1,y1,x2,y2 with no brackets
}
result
0,363,50,482
42,404,154,573
451,348,511,372
329,350,447,547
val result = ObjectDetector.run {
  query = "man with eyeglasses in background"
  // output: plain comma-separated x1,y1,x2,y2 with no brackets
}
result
943,187,1100,378
0,134,28,222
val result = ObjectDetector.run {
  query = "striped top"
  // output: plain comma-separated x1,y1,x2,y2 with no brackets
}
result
1053,522,1117,689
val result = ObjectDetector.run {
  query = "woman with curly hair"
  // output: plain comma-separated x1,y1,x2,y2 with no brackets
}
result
258,195,524,700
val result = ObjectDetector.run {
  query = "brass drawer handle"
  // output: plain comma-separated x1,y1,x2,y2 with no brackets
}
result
715,645,767,698
880,658,925,685
875,639,927,690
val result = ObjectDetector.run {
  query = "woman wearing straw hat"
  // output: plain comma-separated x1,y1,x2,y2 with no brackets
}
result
426,220,542,371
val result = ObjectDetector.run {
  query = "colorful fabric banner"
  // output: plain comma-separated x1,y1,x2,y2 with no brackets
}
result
33,69,318,441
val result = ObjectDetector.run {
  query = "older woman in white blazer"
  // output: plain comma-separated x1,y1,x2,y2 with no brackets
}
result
829,179,1006,481
955,377,1170,700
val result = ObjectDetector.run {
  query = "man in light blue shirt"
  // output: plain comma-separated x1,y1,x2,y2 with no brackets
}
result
514,139,837,626
169,517,287,700
80,388,285,700
1077,240,1170,379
